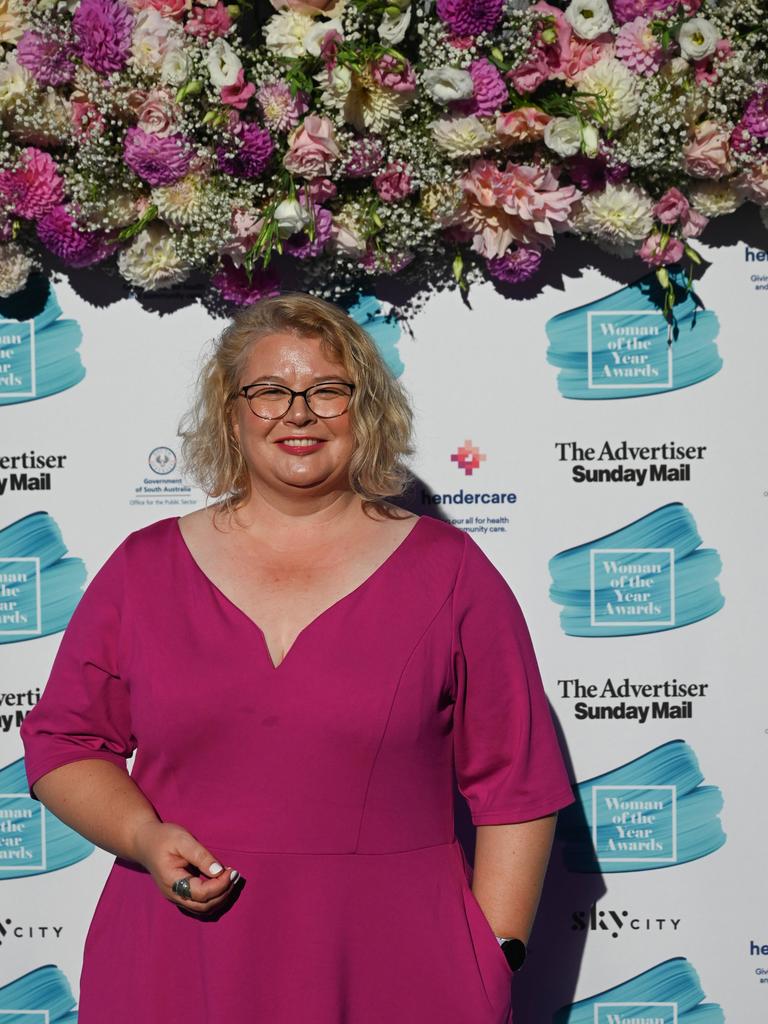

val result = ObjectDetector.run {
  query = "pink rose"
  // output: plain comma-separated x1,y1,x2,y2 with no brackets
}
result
637,232,685,266
373,161,413,203
371,55,417,94
558,37,612,84
283,115,340,178
184,2,231,37
653,186,689,224
137,88,180,136
125,0,188,12
221,68,256,110
683,120,733,178
506,55,551,94
496,107,551,144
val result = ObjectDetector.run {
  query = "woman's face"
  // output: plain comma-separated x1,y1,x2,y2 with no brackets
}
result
231,331,356,496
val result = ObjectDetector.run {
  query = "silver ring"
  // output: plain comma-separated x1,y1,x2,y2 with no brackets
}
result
172,876,193,900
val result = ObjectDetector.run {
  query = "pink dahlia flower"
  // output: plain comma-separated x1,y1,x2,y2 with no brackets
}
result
458,158,581,257
211,261,280,305
0,148,65,220
124,127,194,185
616,17,664,76
454,58,508,117
257,82,308,133
17,30,75,86
436,0,503,36
72,0,134,74
36,204,118,267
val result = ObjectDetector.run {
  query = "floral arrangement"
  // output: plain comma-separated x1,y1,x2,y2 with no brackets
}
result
0,0,766,322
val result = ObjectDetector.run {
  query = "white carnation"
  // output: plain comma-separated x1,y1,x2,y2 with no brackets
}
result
378,7,411,46
0,242,33,298
206,38,242,88
575,57,639,130
422,67,474,105
677,17,719,61
564,0,613,40
264,11,314,58
430,115,493,157
574,182,654,243
118,224,190,290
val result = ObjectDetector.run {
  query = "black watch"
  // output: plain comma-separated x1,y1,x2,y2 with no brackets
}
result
499,938,527,972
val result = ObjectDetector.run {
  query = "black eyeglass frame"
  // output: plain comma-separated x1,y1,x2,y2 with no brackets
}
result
235,381,356,420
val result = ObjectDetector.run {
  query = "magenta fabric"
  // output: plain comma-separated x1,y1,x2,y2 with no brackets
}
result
20,514,575,1023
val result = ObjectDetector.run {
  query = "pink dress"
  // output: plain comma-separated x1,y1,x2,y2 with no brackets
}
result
20,514,574,1023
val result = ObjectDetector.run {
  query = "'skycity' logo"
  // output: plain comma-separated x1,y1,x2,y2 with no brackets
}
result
450,439,486,476
570,904,681,939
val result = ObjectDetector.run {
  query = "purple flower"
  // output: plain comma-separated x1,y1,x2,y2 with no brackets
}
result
36,204,118,267
742,84,768,139
566,155,607,192
436,0,503,36
284,207,333,260
343,135,385,178
486,246,543,284
452,58,507,117
211,260,280,305
124,127,193,186
72,0,133,75
216,123,274,179
17,30,75,87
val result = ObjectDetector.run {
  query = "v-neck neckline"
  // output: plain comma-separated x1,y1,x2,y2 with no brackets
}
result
173,514,426,672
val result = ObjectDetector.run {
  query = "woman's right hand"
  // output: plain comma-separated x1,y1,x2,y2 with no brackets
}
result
132,820,240,915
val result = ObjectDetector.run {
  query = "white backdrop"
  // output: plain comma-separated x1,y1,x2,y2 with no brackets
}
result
1,239,766,1021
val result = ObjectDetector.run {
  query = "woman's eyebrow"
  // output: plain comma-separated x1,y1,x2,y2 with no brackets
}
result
247,375,349,383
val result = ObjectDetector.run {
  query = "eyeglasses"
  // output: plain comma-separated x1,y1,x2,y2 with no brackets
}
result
236,381,355,420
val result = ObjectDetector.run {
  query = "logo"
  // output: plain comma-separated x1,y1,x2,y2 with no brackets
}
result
570,905,681,939
450,440,486,476
148,446,177,475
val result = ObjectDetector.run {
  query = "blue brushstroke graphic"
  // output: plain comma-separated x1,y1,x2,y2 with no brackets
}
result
555,956,724,1024
549,502,723,636
343,294,404,377
0,964,78,1022
557,740,725,873
0,512,86,643
0,757,96,878
545,271,721,399
0,283,84,405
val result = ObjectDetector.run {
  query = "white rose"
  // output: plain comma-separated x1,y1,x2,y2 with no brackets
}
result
273,198,311,238
206,38,242,89
677,17,719,61
264,11,314,58
564,0,613,39
581,122,599,157
160,44,190,86
543,116,582,157
304,17,343,57
422,67,474,105
378,7,411,46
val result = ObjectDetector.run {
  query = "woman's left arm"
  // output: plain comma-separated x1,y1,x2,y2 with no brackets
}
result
471,812,558,942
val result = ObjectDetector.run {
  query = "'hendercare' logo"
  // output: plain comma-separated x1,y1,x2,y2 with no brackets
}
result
450,439,486,476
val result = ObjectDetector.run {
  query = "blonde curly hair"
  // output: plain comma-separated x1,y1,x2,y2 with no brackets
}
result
178,292,415,522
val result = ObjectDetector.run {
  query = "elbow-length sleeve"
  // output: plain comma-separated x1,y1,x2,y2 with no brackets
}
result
20,537,136,801
451,533,575,825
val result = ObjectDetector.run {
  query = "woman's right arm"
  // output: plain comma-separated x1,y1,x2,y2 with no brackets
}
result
32,758,240,913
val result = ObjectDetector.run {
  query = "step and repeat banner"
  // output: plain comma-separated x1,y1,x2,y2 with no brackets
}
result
0,239,765,1021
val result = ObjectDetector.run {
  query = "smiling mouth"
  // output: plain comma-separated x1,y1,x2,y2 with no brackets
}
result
276,438,326,447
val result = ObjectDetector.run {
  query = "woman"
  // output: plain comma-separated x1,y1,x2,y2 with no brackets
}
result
20,292,574,1024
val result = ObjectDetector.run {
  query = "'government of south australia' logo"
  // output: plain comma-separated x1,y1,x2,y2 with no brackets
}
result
148,447,177,475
